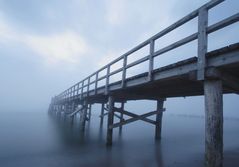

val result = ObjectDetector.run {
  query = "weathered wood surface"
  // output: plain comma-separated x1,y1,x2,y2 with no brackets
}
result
53,0,238,105
106,96,114,146
155,99,165,140
204,80,223,167
54,43,239,105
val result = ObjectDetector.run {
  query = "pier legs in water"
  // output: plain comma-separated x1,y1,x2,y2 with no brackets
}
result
204,80,223,167
80,100,88,132
119,102,124,134
107,96,115,146
155,99,165,140
100,103,105,128
88,104,92,120
106,98,166,146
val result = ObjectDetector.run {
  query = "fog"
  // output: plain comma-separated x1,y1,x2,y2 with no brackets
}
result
0,0,238,113
0,0,239,166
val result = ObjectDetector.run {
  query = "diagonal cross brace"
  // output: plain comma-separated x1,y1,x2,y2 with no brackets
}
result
67,105,86,117
110,107,165,129
99,112,124,120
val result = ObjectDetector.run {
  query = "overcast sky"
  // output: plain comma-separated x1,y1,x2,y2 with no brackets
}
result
0,0,238,113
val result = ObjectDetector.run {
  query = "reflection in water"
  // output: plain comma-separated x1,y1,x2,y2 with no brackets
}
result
0,111,239,167
155,142,164,167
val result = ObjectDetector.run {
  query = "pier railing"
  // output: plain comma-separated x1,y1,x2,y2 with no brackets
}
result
54,0,239,103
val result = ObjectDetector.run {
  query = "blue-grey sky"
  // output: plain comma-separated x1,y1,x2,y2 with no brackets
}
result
0,0,238,114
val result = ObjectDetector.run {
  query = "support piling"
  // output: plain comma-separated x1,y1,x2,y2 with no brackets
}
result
204,79,223,167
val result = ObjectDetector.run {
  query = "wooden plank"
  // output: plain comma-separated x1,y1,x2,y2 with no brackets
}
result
204,79,223,167
97,75,106,82
109,67,123,76
150,7,198,41
126,56,149,69
197,7,208,80
154,33,198,58
203,0,224,10
207,13,239,34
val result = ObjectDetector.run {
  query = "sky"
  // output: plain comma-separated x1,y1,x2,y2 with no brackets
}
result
0,0,238,113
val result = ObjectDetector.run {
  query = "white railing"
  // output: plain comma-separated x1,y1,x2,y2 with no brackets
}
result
53,0,239,103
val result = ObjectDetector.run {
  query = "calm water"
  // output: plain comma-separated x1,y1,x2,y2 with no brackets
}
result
0,108,239,167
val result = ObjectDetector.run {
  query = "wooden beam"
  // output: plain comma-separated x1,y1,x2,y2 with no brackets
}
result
119,102,125,132
204,79,223,167
197,6,208,80
88,104,92,120
80,101,87,132
155,99,165,140
100,103,104,127
99,112,123,120
110,109,165,129
113,107,163,125
106,96,114,146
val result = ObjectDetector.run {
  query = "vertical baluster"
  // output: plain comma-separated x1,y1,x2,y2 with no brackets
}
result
87,77,90,96
148,40,154,81
77,83,79,96
81,81,84,100
121,55,127,88
95,72,98,95
105,65,110,94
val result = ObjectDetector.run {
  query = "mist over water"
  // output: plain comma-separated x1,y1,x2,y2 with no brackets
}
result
0,104,239,167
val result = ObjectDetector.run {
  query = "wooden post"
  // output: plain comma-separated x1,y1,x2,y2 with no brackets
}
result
71,114,74,126
148,39,154,81
155,99,165,140
106,96,115,146
204,80,223,167
71,102,75,113
80,100,88,132
100,103,105,127
121,55,127,88
88,104,92,120
105,65,110,94
197,7,208,80
119,102,124,133
95,72,98,95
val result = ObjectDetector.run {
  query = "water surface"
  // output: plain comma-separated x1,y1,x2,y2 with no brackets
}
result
0,109,238,167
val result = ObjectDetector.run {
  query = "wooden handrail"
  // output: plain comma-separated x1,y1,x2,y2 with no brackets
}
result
53,0,239,103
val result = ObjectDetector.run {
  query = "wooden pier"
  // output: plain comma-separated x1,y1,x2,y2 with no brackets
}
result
48,0,239,167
